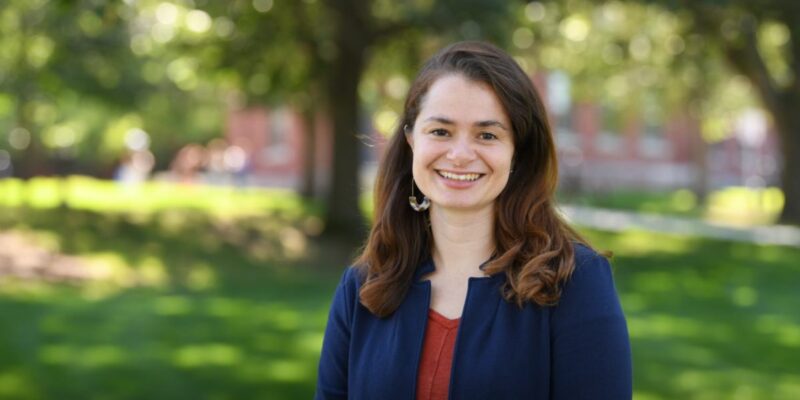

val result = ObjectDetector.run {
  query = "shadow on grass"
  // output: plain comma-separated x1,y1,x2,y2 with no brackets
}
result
584,229,800,399
0,206,357,400
2,208,799,399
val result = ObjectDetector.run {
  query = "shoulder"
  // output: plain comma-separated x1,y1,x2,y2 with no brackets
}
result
568,242,614,288
334,265,365,299
572,242,606,267
330,265,367,310
553,242,620,321
340,265,366,289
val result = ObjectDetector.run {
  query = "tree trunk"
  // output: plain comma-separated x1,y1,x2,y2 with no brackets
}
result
325,54,367,239
323,0,371,241
299,107,317,199
774,110,800,225
16,132,45,179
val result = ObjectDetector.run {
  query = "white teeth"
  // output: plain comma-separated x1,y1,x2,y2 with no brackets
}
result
439,171,481,181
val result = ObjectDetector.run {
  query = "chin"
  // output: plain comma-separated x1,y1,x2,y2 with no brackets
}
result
432,199,491,212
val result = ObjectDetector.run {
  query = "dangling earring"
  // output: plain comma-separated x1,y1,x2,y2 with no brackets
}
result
409,180,430,212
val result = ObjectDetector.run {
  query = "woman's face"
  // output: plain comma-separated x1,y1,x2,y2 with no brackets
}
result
407,74,514,213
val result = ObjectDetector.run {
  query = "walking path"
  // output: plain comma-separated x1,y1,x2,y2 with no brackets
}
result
560,205,800,248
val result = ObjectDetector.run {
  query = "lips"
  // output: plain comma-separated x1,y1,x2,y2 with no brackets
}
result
436,170,484,182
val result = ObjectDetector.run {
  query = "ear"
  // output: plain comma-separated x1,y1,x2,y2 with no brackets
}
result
404,124,414,150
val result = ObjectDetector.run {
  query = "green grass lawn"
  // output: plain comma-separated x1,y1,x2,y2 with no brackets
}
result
1,178,798,399
0,207,345,400
560,187,786,226
583,229,800,399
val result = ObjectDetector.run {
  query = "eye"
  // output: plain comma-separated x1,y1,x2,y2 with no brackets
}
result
479,132,498,140
429,128,449,137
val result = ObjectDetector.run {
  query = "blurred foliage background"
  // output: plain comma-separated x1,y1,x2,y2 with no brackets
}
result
1,0,799,399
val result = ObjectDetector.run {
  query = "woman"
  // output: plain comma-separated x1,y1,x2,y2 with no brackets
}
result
316,41,631,399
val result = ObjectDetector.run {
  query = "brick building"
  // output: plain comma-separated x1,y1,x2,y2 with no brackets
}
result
224,72,779,194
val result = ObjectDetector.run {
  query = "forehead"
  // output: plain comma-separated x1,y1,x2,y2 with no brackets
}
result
416,74,510,126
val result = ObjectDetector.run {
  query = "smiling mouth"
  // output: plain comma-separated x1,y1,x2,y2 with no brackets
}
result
436,170,484,182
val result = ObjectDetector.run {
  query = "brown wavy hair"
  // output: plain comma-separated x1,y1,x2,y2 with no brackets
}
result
355,41,594,317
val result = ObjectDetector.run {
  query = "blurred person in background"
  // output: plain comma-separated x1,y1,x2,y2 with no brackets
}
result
316,42,631,399
114,149,155,186
205,138,229,186
169,143,206,184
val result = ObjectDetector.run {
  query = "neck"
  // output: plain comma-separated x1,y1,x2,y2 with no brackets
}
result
429,204,495,277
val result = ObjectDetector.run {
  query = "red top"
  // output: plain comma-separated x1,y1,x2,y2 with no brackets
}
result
416,309,460,400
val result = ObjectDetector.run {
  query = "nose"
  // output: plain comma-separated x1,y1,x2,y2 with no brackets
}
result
446,135,476,166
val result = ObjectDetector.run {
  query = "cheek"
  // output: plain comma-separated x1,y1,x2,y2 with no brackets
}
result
411,140,441,166
411,153,434,185
410,147,427,180
410,142,442,191
411,157,423,180
487,147,514,174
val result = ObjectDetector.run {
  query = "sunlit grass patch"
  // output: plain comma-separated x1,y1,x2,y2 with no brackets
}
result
562,186,786,226
705,186,784,226
559,189,704,217
0,176,320,218
581,228,800,399
0,370,40,399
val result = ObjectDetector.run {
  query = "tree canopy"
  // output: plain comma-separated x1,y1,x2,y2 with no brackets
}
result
2,0,798,229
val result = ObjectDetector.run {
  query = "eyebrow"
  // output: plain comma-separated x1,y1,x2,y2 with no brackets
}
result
424,116,509,131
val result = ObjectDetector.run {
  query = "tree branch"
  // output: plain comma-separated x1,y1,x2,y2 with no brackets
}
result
681,2,785,120
724,16,783,112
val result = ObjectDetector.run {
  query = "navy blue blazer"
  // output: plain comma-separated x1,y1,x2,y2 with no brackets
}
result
316,244,632,399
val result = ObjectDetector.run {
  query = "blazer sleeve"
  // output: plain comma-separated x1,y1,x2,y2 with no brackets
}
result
550,247,632,399
315,267,359,400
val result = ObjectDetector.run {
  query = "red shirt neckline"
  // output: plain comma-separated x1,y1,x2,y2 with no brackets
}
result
427,308,461,329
